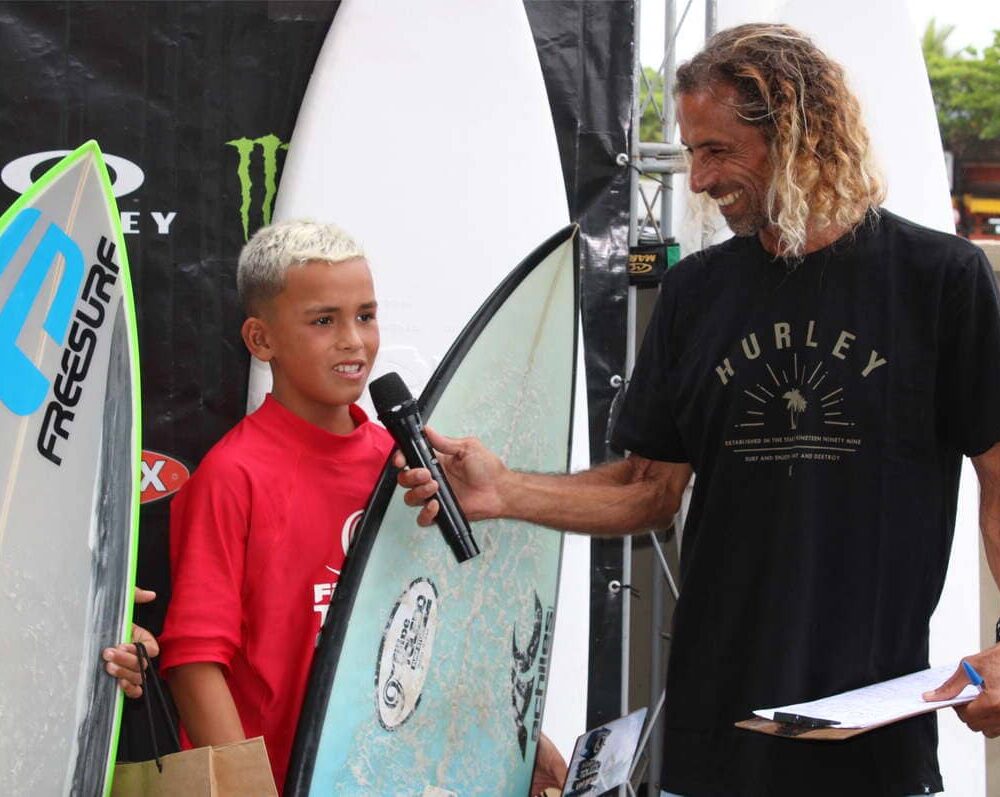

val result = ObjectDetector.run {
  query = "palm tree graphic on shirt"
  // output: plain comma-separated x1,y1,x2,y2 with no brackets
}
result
782,388,808,430
733,353,860,461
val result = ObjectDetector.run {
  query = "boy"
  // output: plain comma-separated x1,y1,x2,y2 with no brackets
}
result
158,220,394,790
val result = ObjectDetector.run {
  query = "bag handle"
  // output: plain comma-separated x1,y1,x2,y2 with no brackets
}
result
135,641,181,772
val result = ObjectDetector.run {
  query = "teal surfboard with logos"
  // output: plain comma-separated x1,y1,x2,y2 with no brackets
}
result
285,227,578,796
0,142,141,796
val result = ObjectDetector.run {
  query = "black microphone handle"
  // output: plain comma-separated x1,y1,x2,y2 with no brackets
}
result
391,414,480,563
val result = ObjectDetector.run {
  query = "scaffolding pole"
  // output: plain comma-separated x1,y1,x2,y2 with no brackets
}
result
623,1,715,794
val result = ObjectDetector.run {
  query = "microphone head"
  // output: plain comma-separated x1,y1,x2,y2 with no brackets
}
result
369,372,413,414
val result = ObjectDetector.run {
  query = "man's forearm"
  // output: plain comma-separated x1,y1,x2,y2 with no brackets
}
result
982,491,1000,591
497,457,692,535
973,441,1000,591
168,662,246,747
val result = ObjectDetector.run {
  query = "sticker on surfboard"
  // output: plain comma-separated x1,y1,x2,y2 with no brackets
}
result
375,576,439,731
0,141,141,796
285,226,578,795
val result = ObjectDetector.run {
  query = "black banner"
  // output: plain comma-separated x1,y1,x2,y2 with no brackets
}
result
525,0,635,729
0,0,633,757
0,0,339,759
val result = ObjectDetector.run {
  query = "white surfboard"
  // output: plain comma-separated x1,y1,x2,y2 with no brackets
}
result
0,142,141,796
702,2,979,792
250,0,570,410
249,0,589,759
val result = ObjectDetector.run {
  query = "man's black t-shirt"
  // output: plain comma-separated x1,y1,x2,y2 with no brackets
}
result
612,211,1000,796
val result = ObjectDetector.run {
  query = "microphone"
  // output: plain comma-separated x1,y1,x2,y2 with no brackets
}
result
369,372,479,563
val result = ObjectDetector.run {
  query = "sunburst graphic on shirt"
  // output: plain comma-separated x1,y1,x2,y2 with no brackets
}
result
737,352,856,432
727,352,860,464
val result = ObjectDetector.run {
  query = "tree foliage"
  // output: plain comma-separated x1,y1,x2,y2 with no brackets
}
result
637,23,1000,156
921,18,956,59
638,66,666,143
923,21,1000,155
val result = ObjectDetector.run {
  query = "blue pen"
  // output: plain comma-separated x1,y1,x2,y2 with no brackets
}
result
962,660,986,693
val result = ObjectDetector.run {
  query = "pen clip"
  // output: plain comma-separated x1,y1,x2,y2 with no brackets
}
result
772,711,840,736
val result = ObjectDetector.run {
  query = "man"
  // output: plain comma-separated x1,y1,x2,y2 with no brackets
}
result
399,23,1000,797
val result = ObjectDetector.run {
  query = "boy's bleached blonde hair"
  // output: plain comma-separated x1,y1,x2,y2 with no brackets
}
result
676,23,885,258
237,219,365,314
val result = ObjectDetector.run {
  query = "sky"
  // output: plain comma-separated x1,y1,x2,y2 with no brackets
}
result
907,0,1000,53
639,0,1000,68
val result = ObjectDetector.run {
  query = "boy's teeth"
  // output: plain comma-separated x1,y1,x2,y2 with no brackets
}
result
335,364,361,373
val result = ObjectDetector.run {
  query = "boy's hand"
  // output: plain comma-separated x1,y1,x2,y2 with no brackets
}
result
394,426,509,524
923,644,1000,737
530,732,568,796
103,587,159,699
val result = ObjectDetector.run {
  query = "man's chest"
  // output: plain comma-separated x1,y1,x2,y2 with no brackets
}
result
667,279,941,469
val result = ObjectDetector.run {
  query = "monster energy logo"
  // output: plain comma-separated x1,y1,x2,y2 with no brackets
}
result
226,134,288,241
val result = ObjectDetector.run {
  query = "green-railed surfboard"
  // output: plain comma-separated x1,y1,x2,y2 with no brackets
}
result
0,141,141,796
285,226,578,796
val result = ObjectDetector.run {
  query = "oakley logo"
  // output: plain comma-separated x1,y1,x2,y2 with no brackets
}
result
0,209,84,416
2,151,145,198
2,153,176,237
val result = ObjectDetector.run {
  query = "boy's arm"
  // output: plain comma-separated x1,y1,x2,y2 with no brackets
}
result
159,454,250,743
169,662,246,746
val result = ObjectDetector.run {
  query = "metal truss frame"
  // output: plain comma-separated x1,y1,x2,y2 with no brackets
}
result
618,2,716,794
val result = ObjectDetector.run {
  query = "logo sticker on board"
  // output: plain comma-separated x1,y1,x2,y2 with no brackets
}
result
375,577,439,730
0,207,122,467
140,450,190,504
510,591,555,758
0,208,85,417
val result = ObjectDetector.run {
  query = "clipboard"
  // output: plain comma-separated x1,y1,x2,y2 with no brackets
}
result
736,716,889,741
734,664,979,742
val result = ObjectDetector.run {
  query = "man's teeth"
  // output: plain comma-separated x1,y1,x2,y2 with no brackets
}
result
716,190,741,208
334,364,362,374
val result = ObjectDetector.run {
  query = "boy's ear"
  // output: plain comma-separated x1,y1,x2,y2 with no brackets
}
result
241,316,274,361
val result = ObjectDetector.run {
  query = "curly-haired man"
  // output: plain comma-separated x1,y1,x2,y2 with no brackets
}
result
398,24,1000,796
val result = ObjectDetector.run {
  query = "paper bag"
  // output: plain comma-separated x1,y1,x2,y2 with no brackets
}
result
111,736,278,796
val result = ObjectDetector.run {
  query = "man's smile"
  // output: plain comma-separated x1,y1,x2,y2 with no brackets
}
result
716,189,742,208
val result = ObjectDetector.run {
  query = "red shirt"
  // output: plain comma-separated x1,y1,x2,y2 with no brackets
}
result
159,395,393,791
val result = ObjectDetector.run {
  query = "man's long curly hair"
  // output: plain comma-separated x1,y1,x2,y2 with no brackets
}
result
675,24,885,258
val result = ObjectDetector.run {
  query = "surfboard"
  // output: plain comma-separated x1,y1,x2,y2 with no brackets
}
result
254,0,589,758
0,141,141,796
688,3,980,792
285,226,577,796
252,0,569,409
